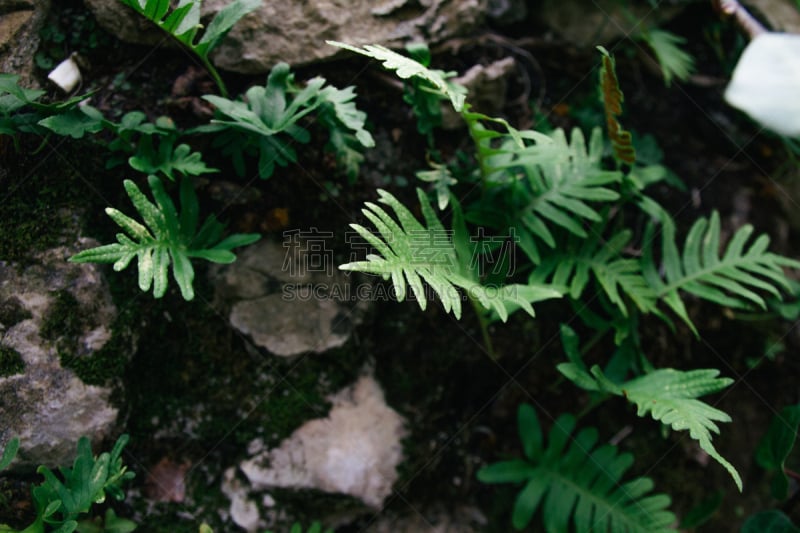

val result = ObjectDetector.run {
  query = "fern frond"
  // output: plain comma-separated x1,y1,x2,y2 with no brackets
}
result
118,0,260,95
558,364,742,491
598,47,635,165
327,41,467,112
416,162,457,210
511,128,623,262
639,29,695,87
339,189,561,321
478,404,676,531
70,177,260,300
642,211,800,332
199,62,371,179
529,228,658,316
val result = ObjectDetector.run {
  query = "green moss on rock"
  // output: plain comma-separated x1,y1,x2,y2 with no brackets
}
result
0,345,25,377
40,289,130,387
0,298,31,328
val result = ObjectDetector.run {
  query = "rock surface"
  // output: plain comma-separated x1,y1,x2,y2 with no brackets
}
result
84,0,487,73
0,0,50,86
539,0,683,48
224,374,407,530
212,238,366,357
0,240,125,468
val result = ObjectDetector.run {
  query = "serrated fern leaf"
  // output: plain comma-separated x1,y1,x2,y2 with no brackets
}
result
512,128,623,262
119,0,260,95
530,228,658,316
639,29,695,87
643,211,800,332
118,0,259,55
200,62,371,179
416,162,457,210
478,404,676,532
558,364,742,491
339,189,560,321
327,41,467,112
598,47,636,165
70,176,260,300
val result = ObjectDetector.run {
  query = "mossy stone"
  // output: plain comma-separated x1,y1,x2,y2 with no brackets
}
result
0,345,24,377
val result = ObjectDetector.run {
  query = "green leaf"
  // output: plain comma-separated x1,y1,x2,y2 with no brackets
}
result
339,189,561,320
741,510,800,533
38,107,105,139
0,437,19,471
644,211,800,332
567,365,742,491
755,403,800,499
71,177,260,300
494,128,622,263
195,0,261,55
477,405,676,531
416,163,457,210
202,62,368,179
327,41,467,112
530,226,658,316
128,138,218,181
639,29,695,87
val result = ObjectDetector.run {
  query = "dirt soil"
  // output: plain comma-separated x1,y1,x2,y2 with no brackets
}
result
3,1,800,532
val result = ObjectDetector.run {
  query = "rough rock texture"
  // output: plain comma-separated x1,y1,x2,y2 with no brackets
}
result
0,0,50,86
83,0,487,73
747,0,800,33
0,240,124,469
82,0,163,46
224,375,406,530
539,0,683,48
211,238,367,357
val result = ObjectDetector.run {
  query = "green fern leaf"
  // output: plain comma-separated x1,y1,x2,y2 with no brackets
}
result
511,128,623,262
558,364,742,491
70,177,260,300
118,0,259,55
530,228,658,315
478,404,676,531
327,41,467,112
639,29,695,87
200,62,370,179
642,211,800,332
416,162,457,210
339,189,561,321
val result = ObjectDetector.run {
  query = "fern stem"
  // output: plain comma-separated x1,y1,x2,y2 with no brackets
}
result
463,113,491,191
470,297,496,358
199,56,229,98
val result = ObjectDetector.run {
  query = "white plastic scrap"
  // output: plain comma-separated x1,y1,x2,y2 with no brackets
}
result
47,54,81,93
724,33,800,137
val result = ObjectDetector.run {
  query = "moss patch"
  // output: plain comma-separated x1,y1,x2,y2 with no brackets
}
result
0,345,25,377
40,290,86,343
40,289,131,387
0,298,31,328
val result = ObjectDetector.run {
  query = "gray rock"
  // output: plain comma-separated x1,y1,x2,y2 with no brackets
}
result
539,0,684,48
83,0,487,73
0,239,127,469
234,375,407,512
82,0,163,46
746,0,800,33
0,0,50,86
212,238,367,357
210,0,487,73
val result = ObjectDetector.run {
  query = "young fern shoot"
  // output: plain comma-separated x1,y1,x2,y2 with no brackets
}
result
70,176,260,300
